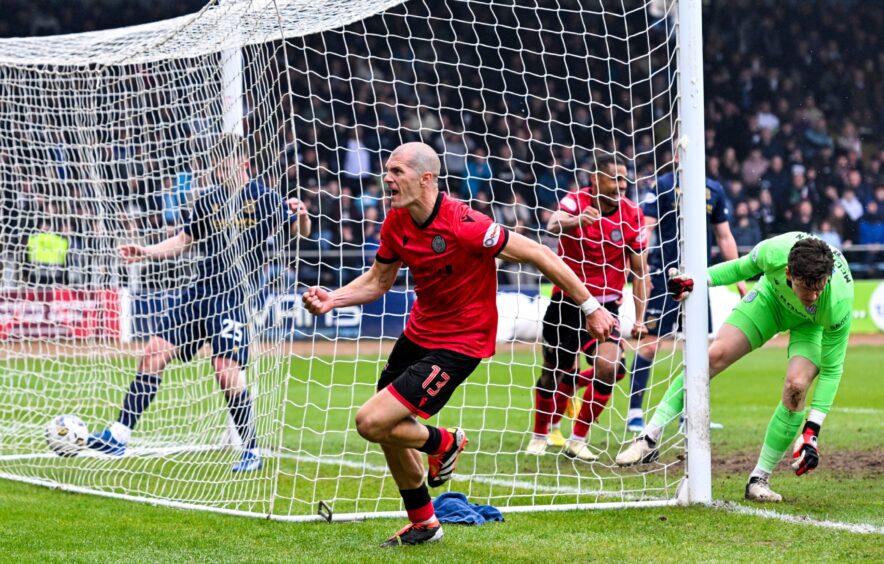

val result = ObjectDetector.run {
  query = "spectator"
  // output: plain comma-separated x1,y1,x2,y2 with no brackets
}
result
760,155,790,202
464,148,492,199
730,201,762,248
814,220,843,250
26,220,68,285
787,200,815,233
741,148,769,190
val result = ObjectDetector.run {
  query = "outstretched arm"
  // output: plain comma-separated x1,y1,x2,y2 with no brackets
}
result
303,259,401,315
497,231,615,340
119,231,192,263
707,253,762,287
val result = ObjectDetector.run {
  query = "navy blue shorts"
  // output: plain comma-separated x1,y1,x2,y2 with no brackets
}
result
644,271,712,337
157,286,249,367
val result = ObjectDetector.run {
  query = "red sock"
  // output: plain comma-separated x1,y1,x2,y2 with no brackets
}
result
435,428,453,455
401,485,436,524
534,389,555,436
576,367,594,389
571,383,612,439
552,381,574,426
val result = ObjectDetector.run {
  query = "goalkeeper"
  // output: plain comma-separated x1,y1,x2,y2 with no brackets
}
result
616,232,854,502
88,134,311,473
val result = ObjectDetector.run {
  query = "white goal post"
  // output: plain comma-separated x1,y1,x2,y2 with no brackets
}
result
0,0,709,520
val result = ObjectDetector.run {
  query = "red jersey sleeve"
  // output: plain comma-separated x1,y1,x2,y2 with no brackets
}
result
375,213,400,264
625,204,648,253
558,192,581,215
457,208,509,257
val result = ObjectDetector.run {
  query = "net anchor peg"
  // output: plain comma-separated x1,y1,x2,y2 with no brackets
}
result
317,500,333,523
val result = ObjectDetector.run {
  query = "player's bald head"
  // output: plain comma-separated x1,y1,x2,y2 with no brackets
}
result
392,142,440,182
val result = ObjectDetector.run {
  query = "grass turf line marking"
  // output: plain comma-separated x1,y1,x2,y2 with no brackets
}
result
714,501,884,535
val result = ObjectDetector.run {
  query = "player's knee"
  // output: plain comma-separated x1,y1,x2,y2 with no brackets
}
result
708,343,730,376
139,337,174,373
594,363,617,384
537,365,558,393
355,409,386,443
782,375,810,411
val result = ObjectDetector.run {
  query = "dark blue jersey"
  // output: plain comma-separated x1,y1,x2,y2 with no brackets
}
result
641,172,730,272
183,179,295,291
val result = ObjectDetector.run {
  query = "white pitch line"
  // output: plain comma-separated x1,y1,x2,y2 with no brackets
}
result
0,446,666,501
713,501,884,535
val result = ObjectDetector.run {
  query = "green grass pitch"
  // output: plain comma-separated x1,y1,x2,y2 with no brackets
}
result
0,343,881,560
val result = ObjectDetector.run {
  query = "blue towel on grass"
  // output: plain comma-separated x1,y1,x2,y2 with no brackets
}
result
433,492,504,525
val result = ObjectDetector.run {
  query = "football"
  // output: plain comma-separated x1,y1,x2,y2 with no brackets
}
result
45,415,89,457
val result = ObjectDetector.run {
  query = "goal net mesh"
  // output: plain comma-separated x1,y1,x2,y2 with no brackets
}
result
0,0,687,519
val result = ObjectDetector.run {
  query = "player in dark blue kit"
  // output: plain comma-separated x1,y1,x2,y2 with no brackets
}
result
625,171,746,432
88,134,311,471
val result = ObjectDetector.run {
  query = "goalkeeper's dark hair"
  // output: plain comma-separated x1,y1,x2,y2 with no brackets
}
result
788,237,834,286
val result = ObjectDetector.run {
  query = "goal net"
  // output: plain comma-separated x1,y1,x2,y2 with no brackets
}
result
0,0,702,520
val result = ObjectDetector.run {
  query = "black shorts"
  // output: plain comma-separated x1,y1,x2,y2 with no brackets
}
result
377,334,482,419
542,292,622,370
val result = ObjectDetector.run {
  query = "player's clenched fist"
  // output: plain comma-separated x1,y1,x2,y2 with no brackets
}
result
584,307,615,342
302,286,335,315
119,244,148,263
287,197,312,235
578,206,601,227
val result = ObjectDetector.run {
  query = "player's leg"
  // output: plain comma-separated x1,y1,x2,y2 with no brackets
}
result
356,392,444,547
88,335,179,455
747,325,821,502
529,295,580,454
618,285,780,466
628,334,659,432
378,442,441,546
563,339,621,462
365,337,477,546
627,274,671,432
209,297,260,472
616,323,753,466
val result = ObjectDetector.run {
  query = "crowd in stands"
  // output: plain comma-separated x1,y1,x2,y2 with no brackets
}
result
0,0,881,290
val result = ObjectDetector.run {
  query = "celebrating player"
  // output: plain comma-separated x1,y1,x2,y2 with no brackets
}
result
625,171,747,433
526,155,649,461
88,134,311,472
616,233,853,502
302,142,615,547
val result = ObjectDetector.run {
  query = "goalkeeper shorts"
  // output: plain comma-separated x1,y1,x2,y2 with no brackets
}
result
724,280,822,368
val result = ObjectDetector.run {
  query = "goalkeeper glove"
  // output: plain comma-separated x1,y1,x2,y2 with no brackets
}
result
666,268,694,302
791,422,821,476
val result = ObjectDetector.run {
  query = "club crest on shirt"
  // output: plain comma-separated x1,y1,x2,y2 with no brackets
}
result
805,304,817,315
610,228,622,242
432,235,446,253
743,290,757,303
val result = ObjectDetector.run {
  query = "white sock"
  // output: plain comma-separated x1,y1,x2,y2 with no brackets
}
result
749,466,771,481
110,422,131,443
627,408,643,420
550,421,561,431
533,433,548,440
417,514,438,525
568,433,586,443
644,422,663,443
